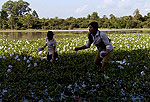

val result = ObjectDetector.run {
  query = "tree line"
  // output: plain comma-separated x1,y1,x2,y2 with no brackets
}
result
0,0,150,30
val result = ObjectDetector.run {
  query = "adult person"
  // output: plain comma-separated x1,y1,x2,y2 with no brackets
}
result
74,22,113,69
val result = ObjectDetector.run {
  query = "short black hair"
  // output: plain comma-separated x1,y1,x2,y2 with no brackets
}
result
88,22,98,30
47,31,54,38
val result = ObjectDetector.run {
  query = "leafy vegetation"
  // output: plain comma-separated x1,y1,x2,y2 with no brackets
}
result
0,32,150,101
1,0,150,30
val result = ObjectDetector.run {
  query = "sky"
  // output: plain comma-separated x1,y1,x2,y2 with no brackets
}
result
0,0,150,19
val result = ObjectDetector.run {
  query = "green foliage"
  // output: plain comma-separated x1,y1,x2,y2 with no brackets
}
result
1,1,150,29
2,0,31,17
0,32,150,101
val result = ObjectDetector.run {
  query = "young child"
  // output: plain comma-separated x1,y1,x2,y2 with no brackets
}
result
42,31,58,62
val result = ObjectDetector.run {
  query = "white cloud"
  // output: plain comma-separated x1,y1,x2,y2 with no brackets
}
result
75,5,88,13
96,0,150,17
143,3,150,11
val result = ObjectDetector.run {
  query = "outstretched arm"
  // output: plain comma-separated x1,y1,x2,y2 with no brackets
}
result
75,45,89,51
42,43,47,50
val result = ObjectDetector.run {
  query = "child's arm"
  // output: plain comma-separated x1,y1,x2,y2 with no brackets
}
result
43,43,47,49
52,46,55,60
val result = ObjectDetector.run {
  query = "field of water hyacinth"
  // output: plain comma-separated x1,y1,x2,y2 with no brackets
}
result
0,32,150,101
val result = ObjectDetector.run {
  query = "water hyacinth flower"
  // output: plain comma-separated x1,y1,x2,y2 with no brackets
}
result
38,51,42,55
15,55,19,59
10,53,13,57
141,71,145,76
27,64,31,68
27,60,30,63
7,69,11,73
44,51,46,54
50,59,53,62
3,56,6,59
24,57,27,60
8,65,12,68
17,59,20,61
67,84,72,89
2,89,7,93
116,60,123,64
0,46,3,49
29,57,32,60
118,65,124,69
144,66,147,69
104,74,109,79
34,63,38,67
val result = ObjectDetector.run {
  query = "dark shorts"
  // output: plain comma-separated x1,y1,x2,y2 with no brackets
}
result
47,52,58,61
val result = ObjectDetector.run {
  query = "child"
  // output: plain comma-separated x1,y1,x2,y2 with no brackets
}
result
42,31,58,62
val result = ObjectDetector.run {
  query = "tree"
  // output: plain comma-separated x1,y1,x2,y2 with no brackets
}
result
91,12,99,20
0,10,8,29
32,10,39,18
2,0,31,17
22,14,34,29
87,14,91,19
133,9,143,21
8,15,18,29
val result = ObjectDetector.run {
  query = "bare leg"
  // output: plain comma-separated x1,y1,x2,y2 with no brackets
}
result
94,53,102,67
102,61,108,69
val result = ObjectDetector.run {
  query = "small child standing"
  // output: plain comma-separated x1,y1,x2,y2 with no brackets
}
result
42,31,58,62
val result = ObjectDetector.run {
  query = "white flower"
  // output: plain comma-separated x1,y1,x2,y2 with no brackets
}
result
24,57,27,60
0,46,3,49
3,56,6,59
104,74,109,79
38,51,42,55
15,55,18,59
2,89,7,93
29,57,32,60
34,63,38,67
10,53,14,56
111,41,115,44
123,59,126,63
0,56,2,59
27,60,30,63
17,59,20,61
118,65,124,69
7,69,11,73
10,54,13,56
141,71,145,76
44,51,46,54
144,66,147,69
27,64,31,67
8,65,12,68
50,59,53,62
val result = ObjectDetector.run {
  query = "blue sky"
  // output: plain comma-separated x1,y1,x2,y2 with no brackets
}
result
0,0,150,19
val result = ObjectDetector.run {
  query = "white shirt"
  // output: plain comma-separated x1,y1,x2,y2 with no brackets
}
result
46,38,57,55
85,30,113,52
